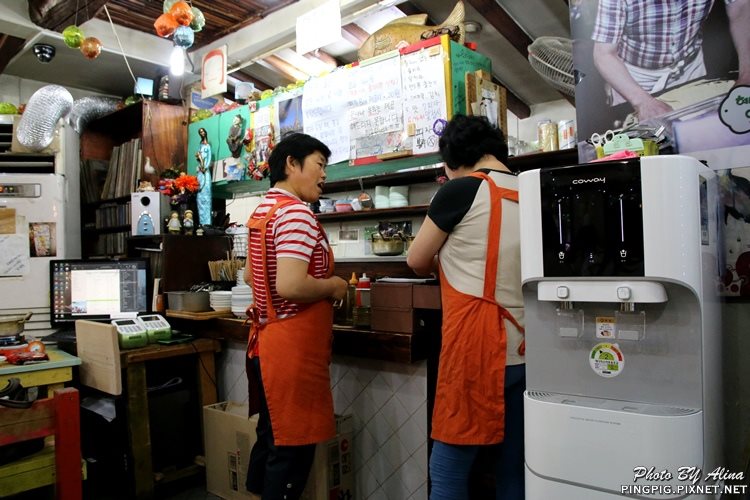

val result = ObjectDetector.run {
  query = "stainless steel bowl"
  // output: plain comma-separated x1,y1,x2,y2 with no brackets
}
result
371,235,405,256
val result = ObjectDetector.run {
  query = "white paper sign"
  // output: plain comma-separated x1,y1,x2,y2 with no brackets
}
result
302,70,350,164
0,234,30,276
201,46,227,99
347,55,404,158
252,106,272,129
296,0,342,55
402,48,447,154
349,98,403,139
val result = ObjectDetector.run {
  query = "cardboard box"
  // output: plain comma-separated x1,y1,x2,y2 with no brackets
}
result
204,402,259,500
301,414,354,500
203,403,354,500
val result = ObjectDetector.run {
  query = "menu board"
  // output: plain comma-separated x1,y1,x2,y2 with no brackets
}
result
401,47,448,154
347,55,404,159
302,70,351,164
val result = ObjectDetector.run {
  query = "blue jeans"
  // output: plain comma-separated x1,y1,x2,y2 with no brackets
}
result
429,364,525,500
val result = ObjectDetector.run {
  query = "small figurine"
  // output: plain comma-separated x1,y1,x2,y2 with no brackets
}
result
183,209,194,235
137,180,155,192
226,114,244,158
167,211,182,234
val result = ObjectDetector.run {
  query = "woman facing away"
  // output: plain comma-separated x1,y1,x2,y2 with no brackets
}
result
243,132,348,500
407,114,526,500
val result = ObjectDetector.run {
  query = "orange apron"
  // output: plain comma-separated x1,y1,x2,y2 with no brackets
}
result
246,196,336,446
431,171,525,445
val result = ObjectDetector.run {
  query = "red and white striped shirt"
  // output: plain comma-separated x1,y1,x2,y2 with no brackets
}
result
247,188,331,323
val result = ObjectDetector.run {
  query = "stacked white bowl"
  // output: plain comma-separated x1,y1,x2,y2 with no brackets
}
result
231,268,253,318
209,291,232,312
389,185,409,208
231,285,253,318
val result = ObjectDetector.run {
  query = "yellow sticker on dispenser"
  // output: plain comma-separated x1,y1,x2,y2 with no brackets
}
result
596,316,616,339
590,342,625,378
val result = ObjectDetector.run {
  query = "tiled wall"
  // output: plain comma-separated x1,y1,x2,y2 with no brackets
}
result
217,342,429,500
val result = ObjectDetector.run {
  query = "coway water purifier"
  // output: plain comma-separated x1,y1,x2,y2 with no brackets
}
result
519,156,723,499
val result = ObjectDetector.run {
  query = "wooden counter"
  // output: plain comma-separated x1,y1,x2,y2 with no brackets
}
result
166,315,434,364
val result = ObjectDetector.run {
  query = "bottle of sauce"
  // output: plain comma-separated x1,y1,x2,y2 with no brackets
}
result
353,273,371,328
345,272,358,325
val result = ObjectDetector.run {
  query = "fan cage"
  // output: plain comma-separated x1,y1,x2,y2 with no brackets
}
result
528,36,575,96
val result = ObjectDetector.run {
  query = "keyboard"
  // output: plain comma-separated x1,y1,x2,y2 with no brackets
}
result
42,329,77,344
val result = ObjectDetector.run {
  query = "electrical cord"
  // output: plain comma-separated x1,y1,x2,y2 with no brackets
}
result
103,5,139,94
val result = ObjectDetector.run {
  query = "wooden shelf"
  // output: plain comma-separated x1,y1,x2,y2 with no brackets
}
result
83,195,132,208
82,224,131,235
165,309,234,320
316,205,428,222
508,148,579,171
212,153,443,199
211,149,579,200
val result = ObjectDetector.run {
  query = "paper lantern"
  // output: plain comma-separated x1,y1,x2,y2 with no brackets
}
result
62,25,84,49
80,37,102,60
173,26,194,49
190,7,206,32
169,1,194,27
163,0,179,13
154,12,178,37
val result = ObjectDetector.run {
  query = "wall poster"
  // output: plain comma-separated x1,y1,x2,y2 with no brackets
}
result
570,0,750,156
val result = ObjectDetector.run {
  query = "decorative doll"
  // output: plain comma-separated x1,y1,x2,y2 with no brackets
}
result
183,209,195,235
196,127,213,227
167,211,182,234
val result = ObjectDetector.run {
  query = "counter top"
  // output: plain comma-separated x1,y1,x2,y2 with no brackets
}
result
167,316,432,364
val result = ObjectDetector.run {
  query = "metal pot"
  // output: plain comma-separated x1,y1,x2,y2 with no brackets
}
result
371,234,405,256
0,312,32,336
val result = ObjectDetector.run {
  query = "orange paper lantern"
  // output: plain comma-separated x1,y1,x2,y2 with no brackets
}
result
169,1,194,27
154,12,179,37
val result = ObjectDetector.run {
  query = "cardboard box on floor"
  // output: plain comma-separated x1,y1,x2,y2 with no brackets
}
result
203,402,353,500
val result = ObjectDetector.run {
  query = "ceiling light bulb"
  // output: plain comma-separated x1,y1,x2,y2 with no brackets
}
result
170,46,185,76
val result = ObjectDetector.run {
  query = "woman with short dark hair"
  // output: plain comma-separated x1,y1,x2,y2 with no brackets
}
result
408,114,525,500
244,132,348,500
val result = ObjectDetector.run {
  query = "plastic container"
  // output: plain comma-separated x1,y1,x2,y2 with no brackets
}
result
166,291,210,312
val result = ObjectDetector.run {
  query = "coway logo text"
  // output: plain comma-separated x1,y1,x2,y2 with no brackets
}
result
572,177,606,184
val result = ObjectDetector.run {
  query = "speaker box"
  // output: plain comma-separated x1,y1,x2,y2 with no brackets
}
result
131,192,171,235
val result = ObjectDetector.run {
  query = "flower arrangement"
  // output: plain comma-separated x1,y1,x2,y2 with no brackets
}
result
158,168,200,206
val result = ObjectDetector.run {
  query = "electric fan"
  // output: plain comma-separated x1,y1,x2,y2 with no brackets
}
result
528,36,575,97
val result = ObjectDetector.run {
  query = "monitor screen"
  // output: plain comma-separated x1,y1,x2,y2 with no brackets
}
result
50,259,149,325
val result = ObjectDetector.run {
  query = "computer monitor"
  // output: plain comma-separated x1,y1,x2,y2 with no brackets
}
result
50,259,150,327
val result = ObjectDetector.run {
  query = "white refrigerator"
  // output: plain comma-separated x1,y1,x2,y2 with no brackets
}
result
0,118,80,335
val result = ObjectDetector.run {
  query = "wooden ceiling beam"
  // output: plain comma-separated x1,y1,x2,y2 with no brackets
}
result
27,0,108,32
341,23,369,47
232,71,272,92
263,55,306,82
0,34,26,76
304,51,340,69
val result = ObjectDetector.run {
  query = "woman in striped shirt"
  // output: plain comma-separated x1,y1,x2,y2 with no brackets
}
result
243,133,347,500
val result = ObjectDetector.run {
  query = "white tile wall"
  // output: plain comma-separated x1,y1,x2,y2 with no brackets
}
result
331,356,429,500
216,348,430,500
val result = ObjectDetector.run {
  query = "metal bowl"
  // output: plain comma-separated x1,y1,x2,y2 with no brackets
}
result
0,312,32,336
371,235,405,256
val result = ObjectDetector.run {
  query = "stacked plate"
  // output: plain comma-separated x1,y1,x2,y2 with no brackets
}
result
231,285,253,318
209,291,232,312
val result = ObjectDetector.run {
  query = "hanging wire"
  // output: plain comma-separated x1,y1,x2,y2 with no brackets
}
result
102,4,139,89
74,0,79,26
